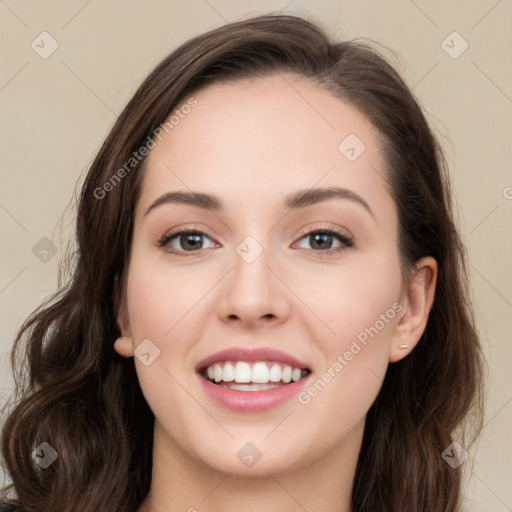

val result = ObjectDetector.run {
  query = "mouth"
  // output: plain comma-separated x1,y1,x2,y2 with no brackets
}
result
199,360,311,391
195,347,312,411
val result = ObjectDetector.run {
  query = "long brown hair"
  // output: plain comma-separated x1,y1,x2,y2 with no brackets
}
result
1,13,484,512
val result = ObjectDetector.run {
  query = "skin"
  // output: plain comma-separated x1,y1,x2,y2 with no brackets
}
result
114,74,437,512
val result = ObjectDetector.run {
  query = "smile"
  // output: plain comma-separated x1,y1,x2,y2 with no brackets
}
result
195,347,312,412
201,361,311,391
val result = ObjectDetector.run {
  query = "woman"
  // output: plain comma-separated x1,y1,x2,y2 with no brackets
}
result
0,13,484,512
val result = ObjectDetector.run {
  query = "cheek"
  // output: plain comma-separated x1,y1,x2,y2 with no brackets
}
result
124,253,210,426
294,280,401,445
296,249,402,347
124,246,224,405
125,250,213,342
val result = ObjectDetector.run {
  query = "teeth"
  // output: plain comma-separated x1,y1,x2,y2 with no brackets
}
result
222,383,282,391
234,362,252,383
223,362,235,382
203,360,308,385
269,364,281,382
251,362,269,383
214,363,223,383
292,368,302,382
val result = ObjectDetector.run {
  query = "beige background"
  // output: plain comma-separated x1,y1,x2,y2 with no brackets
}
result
1,1,511,510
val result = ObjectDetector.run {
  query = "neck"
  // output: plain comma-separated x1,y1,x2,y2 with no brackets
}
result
138,419,364,512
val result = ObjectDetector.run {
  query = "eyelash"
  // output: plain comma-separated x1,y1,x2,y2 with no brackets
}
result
158,226,354,257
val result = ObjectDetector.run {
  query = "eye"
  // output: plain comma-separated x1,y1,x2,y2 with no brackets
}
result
294,228,353,255
158,229,216,255
158,227,353,256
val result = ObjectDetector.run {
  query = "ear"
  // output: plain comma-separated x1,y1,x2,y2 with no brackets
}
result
389,256,438,363
114,302,135,358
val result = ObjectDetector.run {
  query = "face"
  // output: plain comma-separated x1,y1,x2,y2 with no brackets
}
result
116,74,408,476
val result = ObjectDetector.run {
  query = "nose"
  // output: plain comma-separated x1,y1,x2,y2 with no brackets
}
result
216,241,291,330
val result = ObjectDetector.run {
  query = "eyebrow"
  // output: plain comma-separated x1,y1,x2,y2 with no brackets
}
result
144,186,374,217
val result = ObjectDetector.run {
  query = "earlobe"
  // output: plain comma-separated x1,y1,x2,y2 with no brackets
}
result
389,256,438,363
114,336,134,358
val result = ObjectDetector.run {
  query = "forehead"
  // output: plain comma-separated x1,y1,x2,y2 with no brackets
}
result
137,74,392,219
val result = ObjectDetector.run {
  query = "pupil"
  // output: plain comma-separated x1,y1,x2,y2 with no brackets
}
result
182,233,201,250
311,233,331,249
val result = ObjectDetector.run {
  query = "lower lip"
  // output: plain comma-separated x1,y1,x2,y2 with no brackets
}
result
197,373,311,412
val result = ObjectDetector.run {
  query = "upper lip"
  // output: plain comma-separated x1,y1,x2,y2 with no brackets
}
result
195,347,310,372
